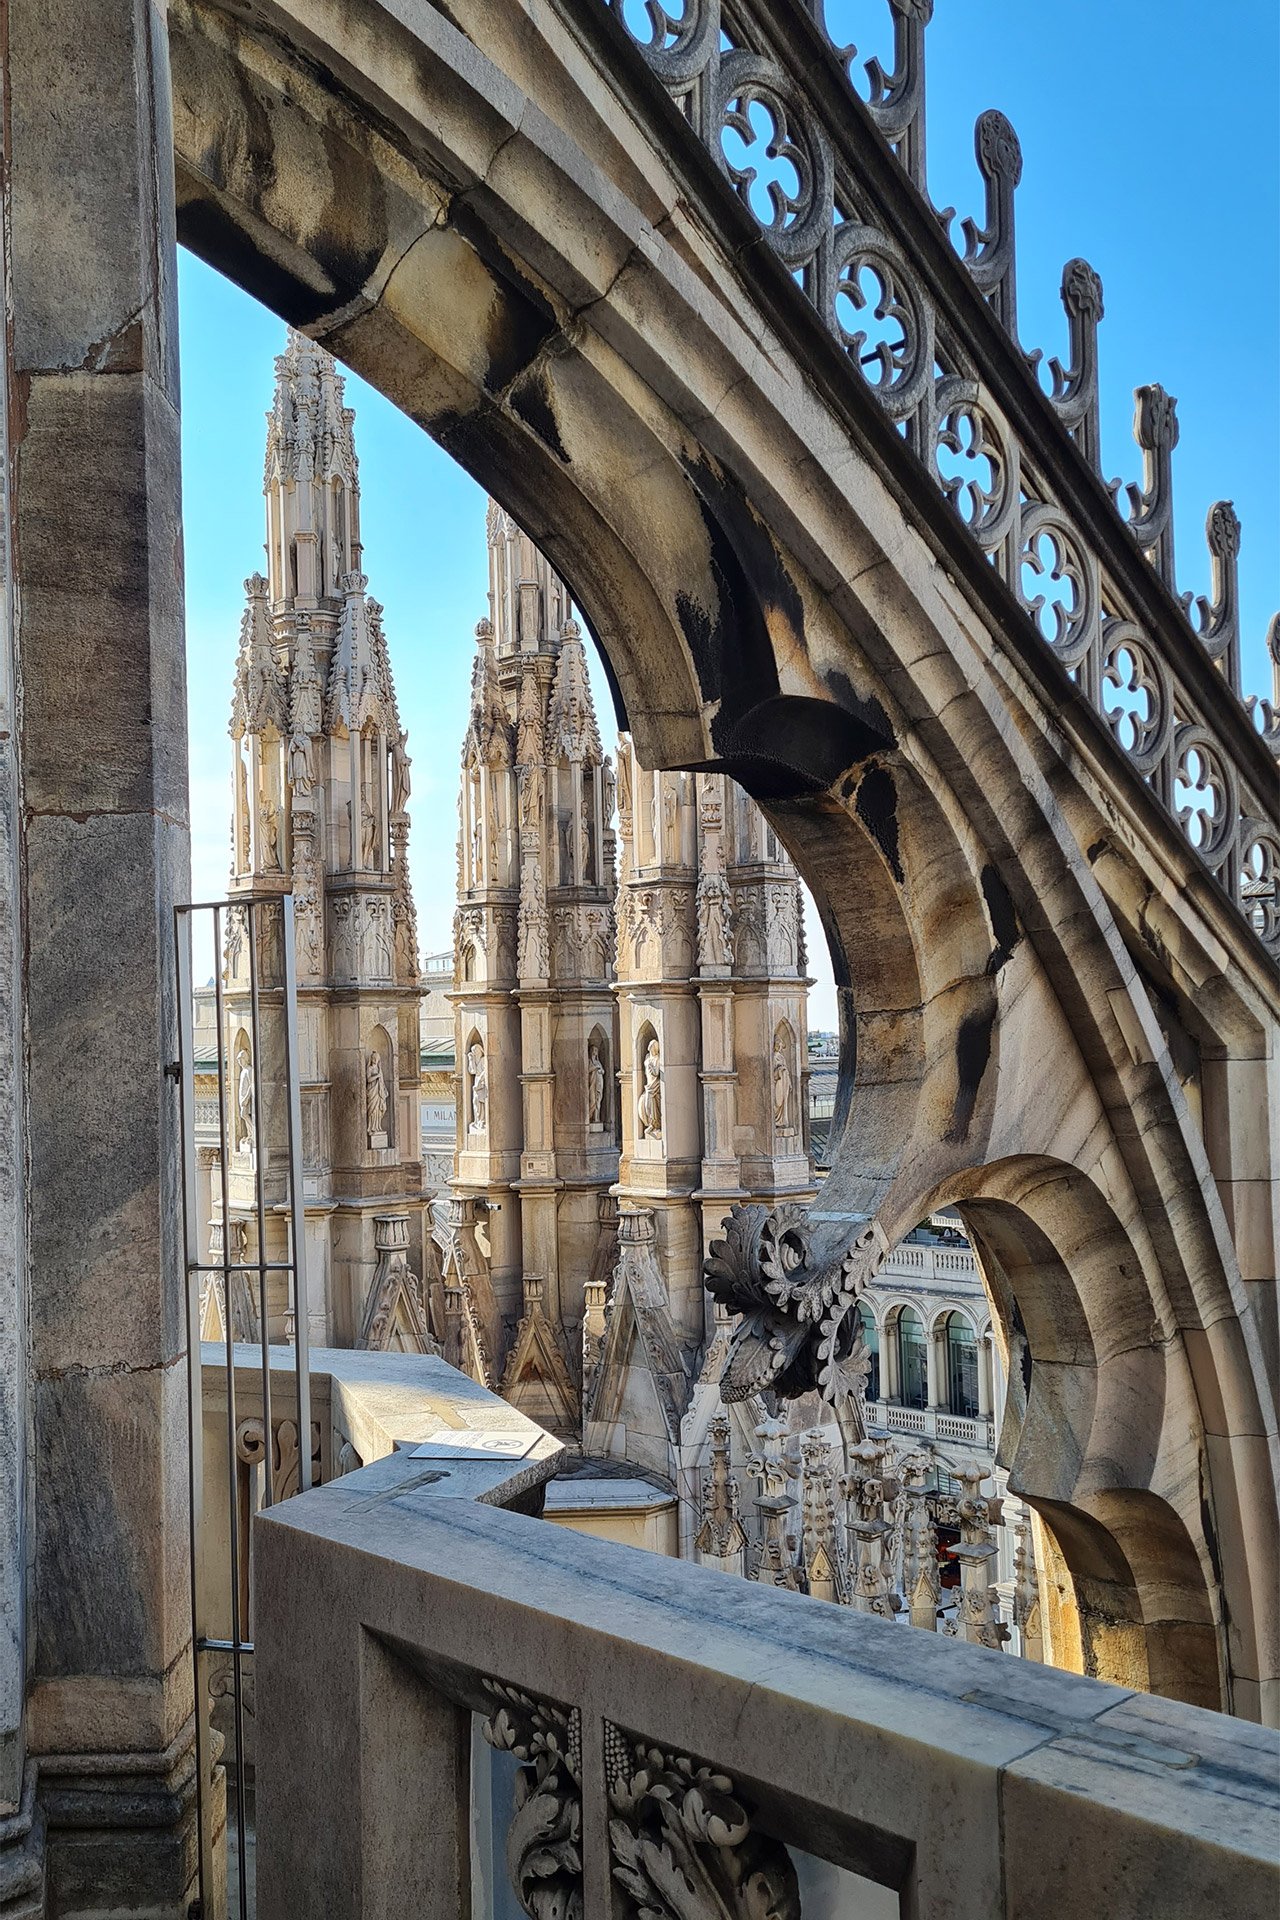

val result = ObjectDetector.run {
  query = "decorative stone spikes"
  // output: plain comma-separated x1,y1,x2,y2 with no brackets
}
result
230,574,286,738
356,1212,438,1353
546,620,602,764
962,110,1022,337
1246,615,1280,754
843,1438,899,1618
951,1460,1009,1650
1012,1518,1044,1662
466,619,511,768
325,571,386,733
799,1428,842,1603
1183,501,1242,691
1034,258,1104,470
264,327,357,488
861,0,933,189
515,663,545,767
748,1414,799,1589
896,1450,940,1630
694,1413,748,1566
289,624,324,740
1121,382,1180,590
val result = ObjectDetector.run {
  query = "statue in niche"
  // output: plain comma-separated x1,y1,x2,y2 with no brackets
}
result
587,1040,606,1127
259,802,281,872
637,1037,663,1139
365,1048,389,1144
361,790,379,870
696,868,732,967
235,1045,254,1155
288,731,315,798
236,756,250,869
773,1032,794,1134
520,764,543,832
295,887,322,977
580,788,596,882
602,755,617,829
391,731,411,815
616,747,632,827
468,1042,489,1133
661,783,678,862
486,785,500,882
558,811,574,885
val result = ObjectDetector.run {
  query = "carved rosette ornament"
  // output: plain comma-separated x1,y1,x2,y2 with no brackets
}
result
481,1682,583,1920
606,1724,800,1920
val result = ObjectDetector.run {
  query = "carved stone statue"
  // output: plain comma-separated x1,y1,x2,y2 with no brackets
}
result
637,1037,662,1139
661,782,678,861
365,1048,388,1142
587,1040,606,1127
695,867,732,967
288,730,315,798
391,730,411,814
468,1042,488,1133
773,1031,794,1133
236,1047,254,1153
259,802,281,872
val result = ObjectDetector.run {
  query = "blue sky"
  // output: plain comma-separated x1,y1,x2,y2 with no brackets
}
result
180,0,1278,1028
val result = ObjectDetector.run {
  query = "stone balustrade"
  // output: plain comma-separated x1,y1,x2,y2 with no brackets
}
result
253,1449,1279,1919
867,1399,995,1449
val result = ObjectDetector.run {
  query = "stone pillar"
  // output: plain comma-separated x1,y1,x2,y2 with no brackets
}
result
8,0,197,1908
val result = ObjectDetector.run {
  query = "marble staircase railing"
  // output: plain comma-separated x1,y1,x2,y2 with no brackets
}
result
252,1449,1280,1920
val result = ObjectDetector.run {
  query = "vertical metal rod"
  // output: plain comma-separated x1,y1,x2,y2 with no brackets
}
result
245,898,274,1509
175,907,216,1916
212,904,250,1920
280,893,313,1491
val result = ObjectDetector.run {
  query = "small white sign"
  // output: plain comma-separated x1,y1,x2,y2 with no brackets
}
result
409,1425,536,1462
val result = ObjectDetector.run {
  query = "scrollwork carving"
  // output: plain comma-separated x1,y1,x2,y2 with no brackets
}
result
481,1682,583,1920
606,1724,800,1920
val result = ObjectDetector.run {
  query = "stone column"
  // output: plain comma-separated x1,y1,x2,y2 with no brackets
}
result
8,0,197,1908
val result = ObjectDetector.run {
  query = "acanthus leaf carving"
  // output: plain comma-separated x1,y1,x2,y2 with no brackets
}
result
481,1682,583,1920
606,1723,800,1920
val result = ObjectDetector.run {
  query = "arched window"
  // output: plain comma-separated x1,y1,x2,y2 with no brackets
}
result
857,1301,880,1402
895,1307,927,1410
944,1313,979,1418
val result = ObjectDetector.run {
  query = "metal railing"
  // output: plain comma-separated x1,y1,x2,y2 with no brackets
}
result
174,894,311,1920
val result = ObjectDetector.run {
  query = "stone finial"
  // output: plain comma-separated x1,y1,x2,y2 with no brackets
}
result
1181,501,1242,691
1031,257,1104,469
862,0,934,189
962,110,1022,337
1119,383,1180,589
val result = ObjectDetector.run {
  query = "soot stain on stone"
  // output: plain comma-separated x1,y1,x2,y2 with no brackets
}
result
675,453,796,717
823,668,895,754
510,373,568,464
981,863,1021,974
448,201,559,397
309,124,390,298
945,1001,995,1144
178,199,337,329
854,765,903,885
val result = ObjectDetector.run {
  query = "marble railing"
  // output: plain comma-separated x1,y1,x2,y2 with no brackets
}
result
253,1450,1279,1919
868,1399,994,1449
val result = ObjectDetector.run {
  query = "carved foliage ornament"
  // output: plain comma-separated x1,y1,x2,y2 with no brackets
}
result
606,1723,800,1920
482,1682,582,1920
704,1205,879,1418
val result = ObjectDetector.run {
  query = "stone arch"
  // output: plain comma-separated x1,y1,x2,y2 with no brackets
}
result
165,3,1276,1713
906,1155,1227,1710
